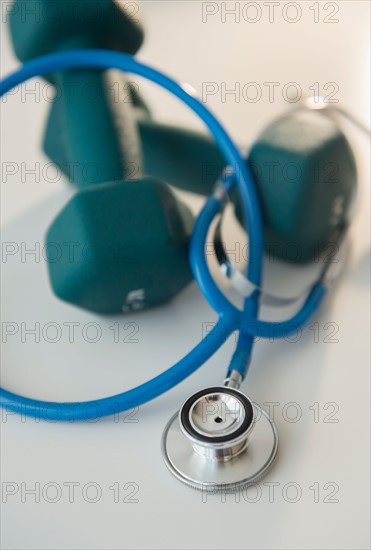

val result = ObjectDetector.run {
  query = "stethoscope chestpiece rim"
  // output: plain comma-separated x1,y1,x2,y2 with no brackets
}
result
162,388,278,493
180,386,254,445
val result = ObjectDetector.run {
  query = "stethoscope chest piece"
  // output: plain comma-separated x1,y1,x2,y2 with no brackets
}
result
161,387,278,492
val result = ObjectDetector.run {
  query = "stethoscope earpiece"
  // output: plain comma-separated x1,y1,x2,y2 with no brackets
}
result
162,378,278,492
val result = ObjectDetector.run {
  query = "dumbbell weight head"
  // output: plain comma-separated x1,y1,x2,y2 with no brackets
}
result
46,178,194,314
9,0,144,62
10,0,146,187
240,109,357,262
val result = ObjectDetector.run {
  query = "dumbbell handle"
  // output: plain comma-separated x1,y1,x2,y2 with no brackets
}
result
46,114,227,191
47,66,143,185
139,122,226,195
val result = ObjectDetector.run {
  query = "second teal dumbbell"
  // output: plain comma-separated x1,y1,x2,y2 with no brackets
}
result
140,110,357,263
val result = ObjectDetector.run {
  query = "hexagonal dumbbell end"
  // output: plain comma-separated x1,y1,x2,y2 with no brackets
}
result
9,0,144,62
46,178,194,314
235,109,357,262
9,0,146,189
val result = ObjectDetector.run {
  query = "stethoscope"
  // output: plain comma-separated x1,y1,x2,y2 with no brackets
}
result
0,50,347,492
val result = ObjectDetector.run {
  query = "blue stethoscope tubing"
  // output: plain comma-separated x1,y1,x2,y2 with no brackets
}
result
0,50,327,421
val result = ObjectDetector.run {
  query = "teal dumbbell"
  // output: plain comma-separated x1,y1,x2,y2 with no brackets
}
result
9,0,145,184
136,109,357,263
9,1,195,314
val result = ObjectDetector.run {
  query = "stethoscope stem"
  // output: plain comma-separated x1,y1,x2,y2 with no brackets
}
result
223,370,243,389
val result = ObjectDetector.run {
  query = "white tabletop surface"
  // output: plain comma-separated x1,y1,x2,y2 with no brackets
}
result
1,1,370,549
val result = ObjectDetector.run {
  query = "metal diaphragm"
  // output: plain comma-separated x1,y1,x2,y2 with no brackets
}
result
161,387,278,492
